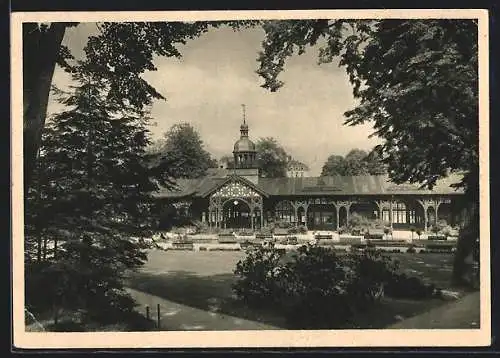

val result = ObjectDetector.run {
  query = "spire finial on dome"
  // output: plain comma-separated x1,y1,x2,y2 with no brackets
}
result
241,104,246,124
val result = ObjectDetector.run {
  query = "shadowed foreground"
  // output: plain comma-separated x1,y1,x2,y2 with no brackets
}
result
125,250,480,330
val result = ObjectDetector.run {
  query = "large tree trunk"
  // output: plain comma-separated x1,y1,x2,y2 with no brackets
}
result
451,200,479,287
23,23,67,193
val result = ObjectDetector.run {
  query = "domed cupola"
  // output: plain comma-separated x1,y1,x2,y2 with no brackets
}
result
233,105,257,169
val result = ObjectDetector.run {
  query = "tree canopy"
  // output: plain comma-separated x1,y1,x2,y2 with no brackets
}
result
255,137,289,178
256,19,478,194
256,19,479,286
321,149,386,176
23,21,221,191
23,21,262,191
152,123,218,179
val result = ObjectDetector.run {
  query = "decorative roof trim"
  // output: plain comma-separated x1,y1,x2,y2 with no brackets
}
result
200,174,269,198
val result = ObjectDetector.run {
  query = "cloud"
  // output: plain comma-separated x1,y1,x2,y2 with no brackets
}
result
50,23,382,176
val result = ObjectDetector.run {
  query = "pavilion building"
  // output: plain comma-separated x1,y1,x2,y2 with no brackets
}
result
155,116,465,232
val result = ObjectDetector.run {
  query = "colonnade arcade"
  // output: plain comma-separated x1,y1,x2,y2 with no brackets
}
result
269,196,453,231
167,193,455,232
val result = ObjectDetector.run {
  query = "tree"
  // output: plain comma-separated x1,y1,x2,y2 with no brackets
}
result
219,155,235,169
22,20,261,192
321,155,346,176
364,149,387,175
23,23,76,196
343,149,370,175
153,123,217,179
256,137,289,178
255,19,478,286
22,21,216,192
321,149,386,176
24,61,160,324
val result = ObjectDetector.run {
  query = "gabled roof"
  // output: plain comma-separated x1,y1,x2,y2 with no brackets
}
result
154,173,465,199
200,174,269,198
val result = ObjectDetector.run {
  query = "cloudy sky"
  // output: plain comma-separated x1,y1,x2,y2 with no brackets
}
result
48,22,382,176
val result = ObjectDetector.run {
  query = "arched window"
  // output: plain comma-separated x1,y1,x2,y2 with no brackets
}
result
382,201,417,224
275,201,295,223
393,201,407,224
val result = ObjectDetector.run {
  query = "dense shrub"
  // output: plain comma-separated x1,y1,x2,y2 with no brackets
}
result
25,236,145,323
297,225,308,234
430,219,451,236
256,227,273,239
233,244,286,307
278,245,356,328
233,243,434,329
385,273,437,299
348,213,387,234
274,220,294,229
286,237,298,245
406,245,417,254
287,226,308,235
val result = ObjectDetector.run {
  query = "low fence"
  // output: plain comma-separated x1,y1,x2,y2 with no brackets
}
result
144,304,162,329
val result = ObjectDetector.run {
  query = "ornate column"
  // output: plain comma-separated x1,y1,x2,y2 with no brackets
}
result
435,198,447,223
373,201,382,220
249,196,263,231
424,209,428,232
331,201,341,231
294,200,309,230
417,198,444,232
389,196,394,230
335,200,354,228
336,208,340,231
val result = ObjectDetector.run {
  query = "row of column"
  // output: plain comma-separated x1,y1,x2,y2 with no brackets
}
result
192,197,448,232
206,207,264,230
283,198,447,232
290,202,353,231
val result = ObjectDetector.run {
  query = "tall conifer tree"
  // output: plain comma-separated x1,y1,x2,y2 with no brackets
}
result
25,61,163,324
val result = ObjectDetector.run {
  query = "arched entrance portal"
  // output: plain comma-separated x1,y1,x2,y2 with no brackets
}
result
222,199,252,229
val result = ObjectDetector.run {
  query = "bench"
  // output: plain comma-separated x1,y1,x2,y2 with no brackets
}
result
218,233,237,244
427,235,448,241
218,238,238,244
315,234,333,240
171,242,194,250
240,241,263,249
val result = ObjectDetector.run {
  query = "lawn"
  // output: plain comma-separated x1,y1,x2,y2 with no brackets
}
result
125,249,471,330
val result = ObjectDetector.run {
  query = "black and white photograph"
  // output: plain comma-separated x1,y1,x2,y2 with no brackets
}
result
11,9,490,349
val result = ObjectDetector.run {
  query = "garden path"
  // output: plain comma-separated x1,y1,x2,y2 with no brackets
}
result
126,287,281,331
387,291,481,329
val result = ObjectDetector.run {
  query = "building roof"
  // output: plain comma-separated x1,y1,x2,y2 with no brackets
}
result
154,172,465,199
233,137,256,152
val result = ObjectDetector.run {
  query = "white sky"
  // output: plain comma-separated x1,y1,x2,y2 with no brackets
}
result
48,22,382,176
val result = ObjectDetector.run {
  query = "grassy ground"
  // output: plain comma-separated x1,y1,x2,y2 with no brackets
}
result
125,249,477,330
25,308,155,332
